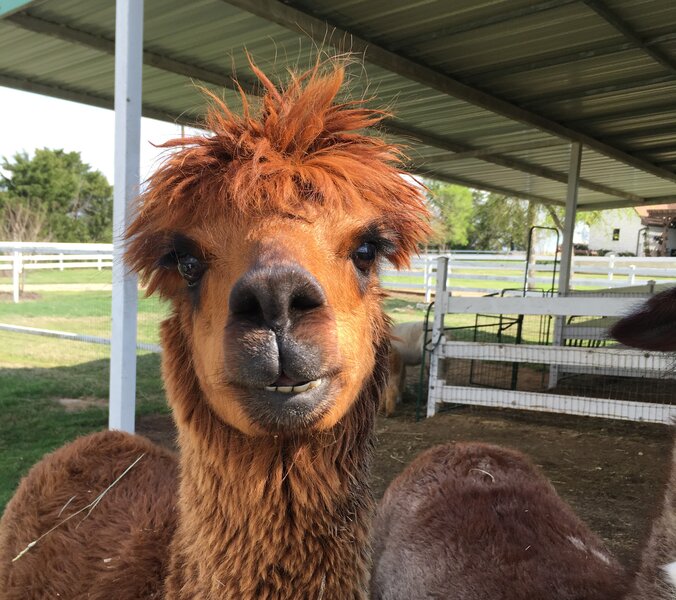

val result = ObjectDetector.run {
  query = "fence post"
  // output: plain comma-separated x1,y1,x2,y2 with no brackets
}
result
59,253,64,271
628,264,635,285
12,251,21,303
608,255,615,281
98,256,103,271
423,258,432,303
427,256,448,418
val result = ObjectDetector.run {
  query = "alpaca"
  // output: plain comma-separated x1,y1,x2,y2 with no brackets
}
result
611,285,676,600
370,442,629,600
0,61,430,599
371,286,676,600
382,321,428,416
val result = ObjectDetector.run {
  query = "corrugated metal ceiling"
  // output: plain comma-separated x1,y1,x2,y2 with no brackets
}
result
1,0,676,209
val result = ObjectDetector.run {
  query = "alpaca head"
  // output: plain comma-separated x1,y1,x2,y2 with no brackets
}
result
126,61,430,436
611,286,676,351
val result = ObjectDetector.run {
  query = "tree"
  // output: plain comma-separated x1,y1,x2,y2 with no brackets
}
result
468,192,531,251
424,181,474,249
0,149,113,242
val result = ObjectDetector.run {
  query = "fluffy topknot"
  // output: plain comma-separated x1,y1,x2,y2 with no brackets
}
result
126,59,430,282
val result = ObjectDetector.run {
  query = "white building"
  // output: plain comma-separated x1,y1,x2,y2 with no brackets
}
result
587,209,643,255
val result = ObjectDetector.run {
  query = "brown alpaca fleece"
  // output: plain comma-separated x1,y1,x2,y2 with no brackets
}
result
371,443,630,600
0,431,178,599
160,314,387,599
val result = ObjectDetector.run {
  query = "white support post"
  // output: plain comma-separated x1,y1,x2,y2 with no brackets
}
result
12,251,21,303
423,258,432,303
109,0,143,433
427,256,448,418
549,142,582,389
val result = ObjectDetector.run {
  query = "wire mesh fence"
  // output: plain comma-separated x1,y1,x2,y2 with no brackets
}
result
434,306,675,423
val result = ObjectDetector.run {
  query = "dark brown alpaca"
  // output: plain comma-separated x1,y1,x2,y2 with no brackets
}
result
0,61,429,599
370,442,629,600
371,286,676,600
611,286,676,600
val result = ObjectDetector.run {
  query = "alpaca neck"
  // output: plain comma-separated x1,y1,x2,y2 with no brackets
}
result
164,395,376,599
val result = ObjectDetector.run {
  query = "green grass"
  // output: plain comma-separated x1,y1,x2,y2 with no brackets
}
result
0,267,113,286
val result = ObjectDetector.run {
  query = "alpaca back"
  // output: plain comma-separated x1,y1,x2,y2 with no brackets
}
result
371,442,629,600
391,321,427,366
0,430,178,600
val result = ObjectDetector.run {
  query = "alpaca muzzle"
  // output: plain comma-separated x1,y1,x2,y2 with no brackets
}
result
223,261,342,430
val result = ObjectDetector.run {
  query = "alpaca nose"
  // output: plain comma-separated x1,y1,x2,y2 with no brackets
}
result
228,263,326,331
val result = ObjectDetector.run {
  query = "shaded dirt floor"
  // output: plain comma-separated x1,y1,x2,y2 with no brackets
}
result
137,378,673,573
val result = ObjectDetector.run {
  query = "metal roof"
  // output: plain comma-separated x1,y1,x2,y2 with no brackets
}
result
2,0,676,210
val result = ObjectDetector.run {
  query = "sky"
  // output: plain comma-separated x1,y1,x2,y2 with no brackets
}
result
0,86,191,184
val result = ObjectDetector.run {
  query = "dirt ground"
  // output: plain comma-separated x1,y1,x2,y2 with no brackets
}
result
137,378,673,574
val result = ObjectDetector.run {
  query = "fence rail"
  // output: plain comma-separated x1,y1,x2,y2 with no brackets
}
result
426,257,676,425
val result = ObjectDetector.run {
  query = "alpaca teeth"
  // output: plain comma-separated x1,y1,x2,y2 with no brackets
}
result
264,378,322,394
306,378,322,390
291,381,311,393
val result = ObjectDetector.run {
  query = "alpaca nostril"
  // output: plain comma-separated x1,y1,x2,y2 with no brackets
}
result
290,284,324,312
229,263,326,329
231,292,264,322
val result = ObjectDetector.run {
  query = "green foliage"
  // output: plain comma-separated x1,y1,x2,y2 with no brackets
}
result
0,149,113,242
425,181,474,248
468,191,531,251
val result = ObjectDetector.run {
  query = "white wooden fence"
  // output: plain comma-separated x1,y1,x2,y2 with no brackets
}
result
426,257,676,425
4,243,676,304
0,242,113,303
382,253,676,300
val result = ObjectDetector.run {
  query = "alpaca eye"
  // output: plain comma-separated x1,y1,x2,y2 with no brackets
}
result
353,242,377,273
177,254,205,287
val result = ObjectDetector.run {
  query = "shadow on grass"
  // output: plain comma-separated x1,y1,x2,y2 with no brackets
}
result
0,353,167,511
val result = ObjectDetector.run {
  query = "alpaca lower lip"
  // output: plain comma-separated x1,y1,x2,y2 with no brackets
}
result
238,376,336,430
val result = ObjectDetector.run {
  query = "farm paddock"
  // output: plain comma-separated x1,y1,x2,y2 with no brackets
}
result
137,398,672,572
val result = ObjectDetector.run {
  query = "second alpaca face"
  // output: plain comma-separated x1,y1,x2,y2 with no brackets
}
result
156,203,392,436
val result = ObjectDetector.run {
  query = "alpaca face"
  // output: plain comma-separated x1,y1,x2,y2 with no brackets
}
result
161,204,390,435
126,63,430,435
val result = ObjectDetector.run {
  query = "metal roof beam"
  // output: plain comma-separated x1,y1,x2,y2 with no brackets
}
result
221,0,676,183
6,13,258,94
431,139,568,161
582,195,676,211
384,120,642,201
405,0,578,43
0,72,191,125
473,41,636,79
602,124,676,143
525,74,674,106
582,0,676,76
473,28,675,80
563,101,676,126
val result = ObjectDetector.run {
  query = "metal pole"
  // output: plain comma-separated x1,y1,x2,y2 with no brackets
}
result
549,142,582,388
558,142,582,296
109,0,143,433
427,256,448,418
